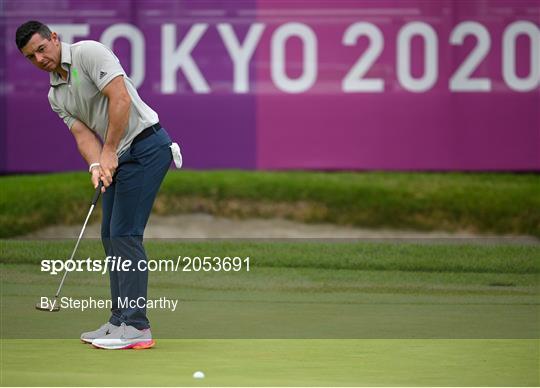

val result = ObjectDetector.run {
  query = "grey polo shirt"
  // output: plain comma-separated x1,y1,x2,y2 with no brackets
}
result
48,41,159,157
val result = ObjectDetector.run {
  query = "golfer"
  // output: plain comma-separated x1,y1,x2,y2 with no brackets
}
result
16,20,173,350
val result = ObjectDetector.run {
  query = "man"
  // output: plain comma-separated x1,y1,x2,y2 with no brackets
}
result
16,20,174,350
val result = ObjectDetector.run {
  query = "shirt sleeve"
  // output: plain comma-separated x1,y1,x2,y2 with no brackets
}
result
78,41,125,91
48,90,76,130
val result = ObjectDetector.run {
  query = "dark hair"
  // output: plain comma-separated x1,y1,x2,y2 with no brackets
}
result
15,20,52,50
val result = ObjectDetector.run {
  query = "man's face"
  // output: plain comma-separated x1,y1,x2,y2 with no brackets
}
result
20,32,61,72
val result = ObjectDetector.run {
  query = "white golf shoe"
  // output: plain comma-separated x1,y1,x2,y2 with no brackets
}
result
80,322,119,344
91,323,155,350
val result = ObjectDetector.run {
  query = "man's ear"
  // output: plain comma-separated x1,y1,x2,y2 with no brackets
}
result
51,31,59,45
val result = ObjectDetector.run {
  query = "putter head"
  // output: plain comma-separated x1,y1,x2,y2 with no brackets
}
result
35,298,60,312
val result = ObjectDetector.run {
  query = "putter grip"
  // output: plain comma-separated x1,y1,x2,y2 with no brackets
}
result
92,181,104,205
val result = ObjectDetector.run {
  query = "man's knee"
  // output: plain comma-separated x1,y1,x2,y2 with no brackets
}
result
109,235,145,259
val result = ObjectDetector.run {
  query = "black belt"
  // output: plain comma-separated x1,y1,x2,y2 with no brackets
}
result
132,122,161,145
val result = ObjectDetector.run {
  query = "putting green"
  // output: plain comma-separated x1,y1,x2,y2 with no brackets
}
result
1,339,538,386
1,240,539,385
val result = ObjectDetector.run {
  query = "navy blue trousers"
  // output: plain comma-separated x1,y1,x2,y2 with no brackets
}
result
101,127,172,330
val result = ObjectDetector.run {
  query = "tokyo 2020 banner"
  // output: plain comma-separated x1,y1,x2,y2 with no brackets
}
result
1,0,539,172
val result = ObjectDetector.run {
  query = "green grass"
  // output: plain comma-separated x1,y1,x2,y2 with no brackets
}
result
1,241,539,336
2,240,540,274
1,240,539,386
2,171,538,386
1,171,539,238
1,339,538,386
2,244,539,340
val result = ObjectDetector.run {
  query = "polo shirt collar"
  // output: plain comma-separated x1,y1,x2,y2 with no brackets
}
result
50,42,72,86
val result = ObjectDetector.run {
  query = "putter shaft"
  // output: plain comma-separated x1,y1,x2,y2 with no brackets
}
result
54,203,97,297
53,181,103,298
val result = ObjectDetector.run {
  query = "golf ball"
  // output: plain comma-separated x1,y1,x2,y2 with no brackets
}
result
193,371,205,379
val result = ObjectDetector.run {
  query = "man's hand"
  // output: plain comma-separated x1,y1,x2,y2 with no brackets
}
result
99,146,118,189
90,165,102,190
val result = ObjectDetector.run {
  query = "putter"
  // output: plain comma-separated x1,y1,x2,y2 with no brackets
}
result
35,181,104,312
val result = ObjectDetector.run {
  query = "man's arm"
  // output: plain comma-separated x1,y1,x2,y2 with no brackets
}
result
70,120,103,189
99,75,131,188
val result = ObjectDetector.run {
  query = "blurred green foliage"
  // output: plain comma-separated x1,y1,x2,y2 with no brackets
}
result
1,170,538,238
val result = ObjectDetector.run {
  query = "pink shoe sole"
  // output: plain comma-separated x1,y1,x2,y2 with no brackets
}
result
92,340,156,350
132,340,155,350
